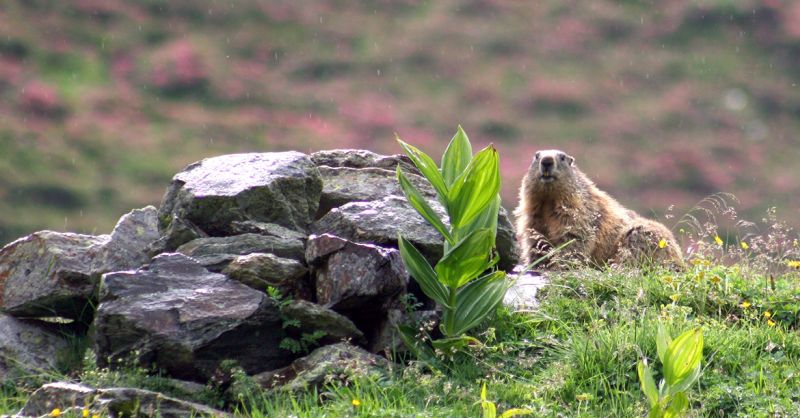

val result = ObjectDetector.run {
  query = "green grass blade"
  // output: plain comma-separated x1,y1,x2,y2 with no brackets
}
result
441,125,472,188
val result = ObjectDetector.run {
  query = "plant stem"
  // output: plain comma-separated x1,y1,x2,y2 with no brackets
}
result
443,286,458,337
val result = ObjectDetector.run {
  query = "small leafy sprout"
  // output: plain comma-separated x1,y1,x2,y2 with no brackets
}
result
480,383,532,418
638,323,703,418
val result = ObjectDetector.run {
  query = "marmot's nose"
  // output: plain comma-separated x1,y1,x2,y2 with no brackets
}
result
541,157,555,170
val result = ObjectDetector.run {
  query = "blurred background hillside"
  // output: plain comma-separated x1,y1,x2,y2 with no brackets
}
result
2,0,800,245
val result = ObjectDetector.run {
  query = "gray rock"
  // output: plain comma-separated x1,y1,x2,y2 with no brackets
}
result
147,215,207,254
229,221,308,242
252,342,389,391
281,300,365,345
222,253,309,298
0,231,108,318
310,149,416,172
311,196,446,263
157,152,322,237
306,234,408,313
316,166,436,217
176,233,305,272
0,207,159,318
496,206,520,271
18,381,230,418
93,253,288,382
0,313,69,383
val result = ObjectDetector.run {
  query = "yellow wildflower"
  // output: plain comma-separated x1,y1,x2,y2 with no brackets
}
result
92,415,99,418
658,239,667,249
714,236,723,246
740,300,751,309
767,319,777,327
663,276,673,284
786,260,800,269
83,409,89,418
670,293,680,302
764,311,772,318
352,399,362,407
695,271,705,282
51,409,61,417
740,241,749,250
710,275,721,284
576,393,591,402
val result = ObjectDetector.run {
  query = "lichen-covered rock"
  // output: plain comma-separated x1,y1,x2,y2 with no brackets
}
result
306,234,408,313
222,253,309,298
18,382,230,418
312,196,446,263
252,342,389,391
176,233,306,272
316,166,435,217
93,253,288,381
0,313,69,383
0,207,158,318
310,149,416,172
157,152,322,241
280,299,365,345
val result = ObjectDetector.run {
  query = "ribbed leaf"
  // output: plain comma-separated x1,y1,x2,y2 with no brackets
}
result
656,323,672,365
638,360,659,407
448,145,500,230
398,235,450,308
668,364,702,396
664,392,689,418
451,271,507,335
397,137,448,201
435,228,495,288
458,194,500,242
664,327,703,386
397,166,453,243
441,125,472,188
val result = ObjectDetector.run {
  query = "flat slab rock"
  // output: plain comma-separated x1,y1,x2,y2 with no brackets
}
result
157,152,322,240
17,382,230,418
176,232,306,272
0,313,69,383
222,252,309,298
253,342,389,392
310,149,417,172
93,253,287,381
306,234,408,313
0,206,158,318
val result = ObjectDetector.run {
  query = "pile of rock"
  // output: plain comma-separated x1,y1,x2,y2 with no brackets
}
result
0,149,518,416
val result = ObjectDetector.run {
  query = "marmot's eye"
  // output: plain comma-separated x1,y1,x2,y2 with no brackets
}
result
559,155,566,161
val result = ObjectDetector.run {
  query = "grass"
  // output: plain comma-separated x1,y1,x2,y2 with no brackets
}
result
3,258,797,417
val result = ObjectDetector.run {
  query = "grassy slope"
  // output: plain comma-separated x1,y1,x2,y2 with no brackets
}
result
3,0,800,244
3,260,798,416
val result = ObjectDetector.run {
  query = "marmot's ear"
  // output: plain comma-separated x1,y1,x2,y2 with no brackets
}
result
566,154,575,165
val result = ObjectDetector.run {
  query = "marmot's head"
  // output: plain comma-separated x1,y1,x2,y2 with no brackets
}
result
527,149,575,186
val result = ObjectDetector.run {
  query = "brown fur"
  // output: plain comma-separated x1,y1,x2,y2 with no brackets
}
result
514,150,683,269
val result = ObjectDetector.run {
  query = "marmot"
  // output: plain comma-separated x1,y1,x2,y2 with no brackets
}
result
514,149,683,269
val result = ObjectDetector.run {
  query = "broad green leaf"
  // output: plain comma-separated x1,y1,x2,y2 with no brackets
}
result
452,271,507,335
435,229,495,288
481,382,488,402
458,194,500,243
397,166,453,244
482,398,497,418
441,125,472,188
664,327,703,386
499,409,534,418
398,235,450,308
447,145,501,230
432,335,480,353
664,392,689,418
638,360,659,407
668,364,702,396
397,137,448,200
656,323,672,365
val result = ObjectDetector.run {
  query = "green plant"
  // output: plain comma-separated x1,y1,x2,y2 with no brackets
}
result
266,286,328,355
479,383,532,418
396,126,507,349
638,323,704,418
